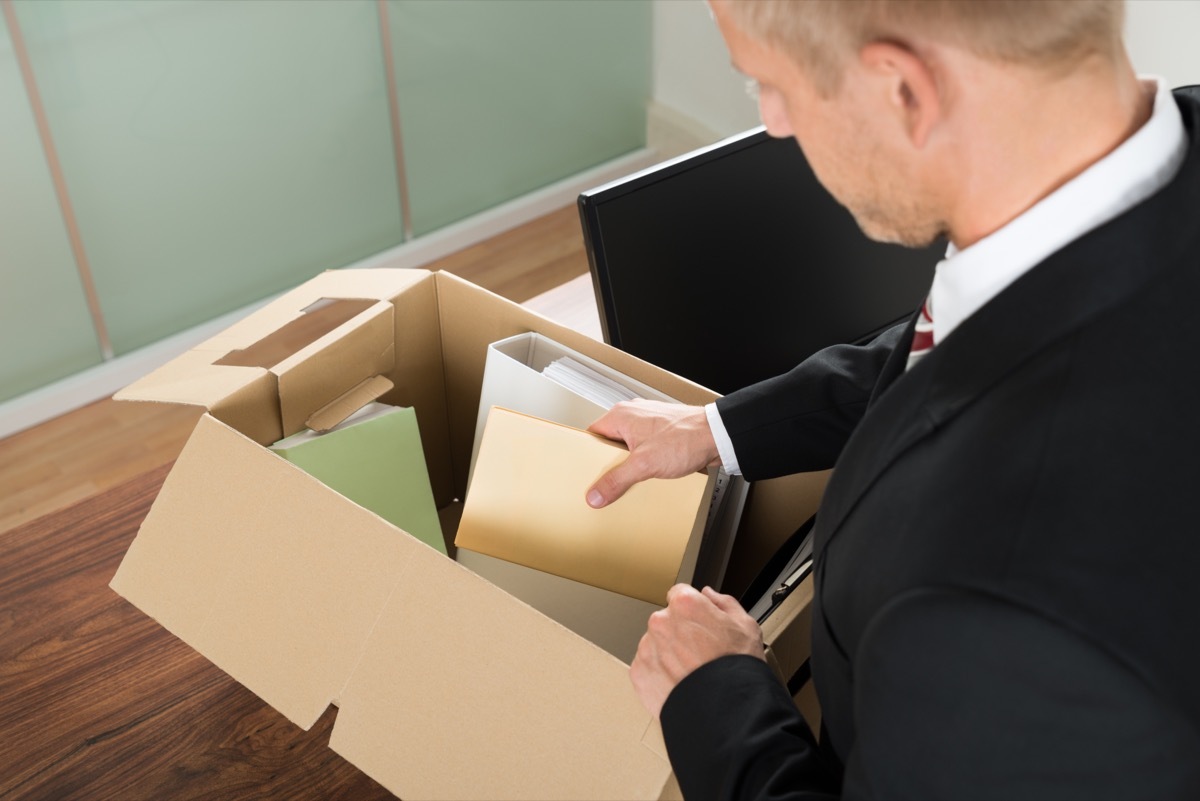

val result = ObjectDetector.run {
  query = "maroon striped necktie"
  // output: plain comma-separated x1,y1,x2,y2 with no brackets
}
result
906,298,934,370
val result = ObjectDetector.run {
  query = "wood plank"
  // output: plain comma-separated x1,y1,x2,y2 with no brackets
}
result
0,465,391,800
435,205,590,301
0,401,202,533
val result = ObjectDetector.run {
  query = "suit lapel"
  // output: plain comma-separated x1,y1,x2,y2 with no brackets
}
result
814,88,1200,551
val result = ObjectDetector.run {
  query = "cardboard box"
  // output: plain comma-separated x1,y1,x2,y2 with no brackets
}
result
110,269,827,800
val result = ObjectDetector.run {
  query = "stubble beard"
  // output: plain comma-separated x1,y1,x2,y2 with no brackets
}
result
847,191,947,250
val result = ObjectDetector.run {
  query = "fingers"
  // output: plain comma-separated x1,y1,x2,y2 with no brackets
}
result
666,584,740,613
666,582,702,605
586,452,652,508
586,399,643,442
585,401,717,508
585,465,626,509
664,586,749,627
629,584,764,719
586,411,621,442
701,585,746,615
663,584,723,626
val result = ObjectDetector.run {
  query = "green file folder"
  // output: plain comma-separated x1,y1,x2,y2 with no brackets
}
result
270,403,445,555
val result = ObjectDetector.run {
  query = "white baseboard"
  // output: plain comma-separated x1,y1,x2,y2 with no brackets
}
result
353,149,659,271
0,148,658,441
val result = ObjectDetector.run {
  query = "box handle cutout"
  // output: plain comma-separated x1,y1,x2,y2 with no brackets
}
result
216,298,378,369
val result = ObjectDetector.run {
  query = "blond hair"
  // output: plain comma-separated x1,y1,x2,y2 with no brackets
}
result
725,0,1126,94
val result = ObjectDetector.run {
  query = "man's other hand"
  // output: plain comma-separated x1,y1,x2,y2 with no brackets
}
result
586,400,720,508
630,584,765,719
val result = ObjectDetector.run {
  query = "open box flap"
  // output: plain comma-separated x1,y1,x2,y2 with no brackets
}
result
200,267,429,357
114,349,274,409
110,413,422,729
201,268,430,353
114,269,431,444
330,544,672,801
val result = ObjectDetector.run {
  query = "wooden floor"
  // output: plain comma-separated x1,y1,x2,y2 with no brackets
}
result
0,204,590,535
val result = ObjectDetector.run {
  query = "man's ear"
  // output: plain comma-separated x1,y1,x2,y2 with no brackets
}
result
859,41,941,149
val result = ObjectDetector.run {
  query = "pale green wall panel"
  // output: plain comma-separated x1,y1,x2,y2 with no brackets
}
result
2,0,654,405
14,0,404,356
0,10,103,403
387,0,651,236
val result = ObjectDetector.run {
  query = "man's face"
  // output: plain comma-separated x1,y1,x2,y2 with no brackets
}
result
710,1,944,248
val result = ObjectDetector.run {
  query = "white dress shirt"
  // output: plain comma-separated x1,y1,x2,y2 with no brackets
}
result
708,77,1187,477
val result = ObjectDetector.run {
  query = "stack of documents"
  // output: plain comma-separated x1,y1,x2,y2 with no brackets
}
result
466,332,676,483
541,356,641,408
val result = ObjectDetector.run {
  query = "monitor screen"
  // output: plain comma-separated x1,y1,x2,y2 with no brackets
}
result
579,127,942,395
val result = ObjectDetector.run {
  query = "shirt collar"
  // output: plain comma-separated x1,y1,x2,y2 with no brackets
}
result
929,77,1188,346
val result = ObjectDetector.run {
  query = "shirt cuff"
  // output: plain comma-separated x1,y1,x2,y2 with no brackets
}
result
705,402,742,477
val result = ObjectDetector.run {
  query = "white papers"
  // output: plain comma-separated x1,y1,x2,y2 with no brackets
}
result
467,333,675,484
541,356,641,409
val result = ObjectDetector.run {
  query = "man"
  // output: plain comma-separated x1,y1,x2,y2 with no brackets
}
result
585,0,1200,797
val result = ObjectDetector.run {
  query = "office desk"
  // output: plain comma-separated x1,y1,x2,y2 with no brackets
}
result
0,276,601,799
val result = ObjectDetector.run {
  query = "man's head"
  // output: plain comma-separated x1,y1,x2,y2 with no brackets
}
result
709,0,1136,249
722,1,1125,99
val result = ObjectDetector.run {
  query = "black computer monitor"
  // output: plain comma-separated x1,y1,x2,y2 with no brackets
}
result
579,127,942,395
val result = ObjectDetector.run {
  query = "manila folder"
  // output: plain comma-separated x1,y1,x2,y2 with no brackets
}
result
455,407,712,605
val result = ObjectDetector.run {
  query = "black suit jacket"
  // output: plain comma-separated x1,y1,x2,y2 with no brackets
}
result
661,87,1200,799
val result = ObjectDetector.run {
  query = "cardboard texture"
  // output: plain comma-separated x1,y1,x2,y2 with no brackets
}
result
110,269,827,800
112,413,411,730
329,545,671,801
306,374,395,432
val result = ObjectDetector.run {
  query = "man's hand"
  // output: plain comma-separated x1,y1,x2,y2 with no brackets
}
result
586,400,720,508
630,584,765,719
